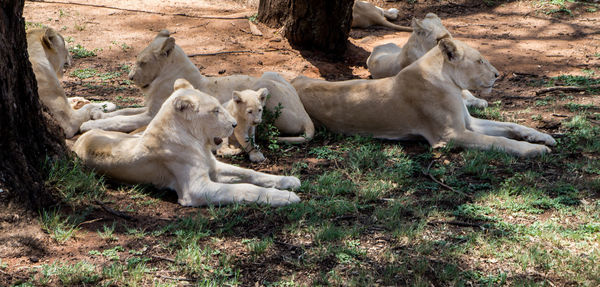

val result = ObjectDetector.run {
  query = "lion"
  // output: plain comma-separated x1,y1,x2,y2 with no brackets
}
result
366,13,488,108
67,96,117,112
80,30,314,144
73,79,301,207
352,1,412,31
26,27,113,138
292,38,556,157
217,88,269,163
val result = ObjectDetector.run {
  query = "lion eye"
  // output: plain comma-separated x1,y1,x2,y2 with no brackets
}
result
213,108,219,114
258,108,263,113
478,59,484,64
248,110,253,114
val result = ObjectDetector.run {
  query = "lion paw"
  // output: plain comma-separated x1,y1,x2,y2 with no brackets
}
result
521,144,551,157
465,98,488,109
217,146,242,156
265,190,300,206
276,176,301,190
90,107,105,120
524,132,556,146
249,150,266,162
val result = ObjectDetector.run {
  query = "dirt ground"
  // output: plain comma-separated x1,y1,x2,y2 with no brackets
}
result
2,0,599,285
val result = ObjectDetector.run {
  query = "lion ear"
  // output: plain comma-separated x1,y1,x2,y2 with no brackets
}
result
439,38,462,63
411,18,426,35
173,96,195,112
160,37,175,57
257,88,268,104
232,91,243,104
156,30,171,38
173,78,193,91
42,28,57,50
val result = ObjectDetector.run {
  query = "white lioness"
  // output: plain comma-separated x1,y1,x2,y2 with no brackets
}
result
67,96,117,112
366,13,487,108
292,38,556,157
81,30,314,144
73,79,301,207
26,27,112,138
217,88,268,163
352,1,412,31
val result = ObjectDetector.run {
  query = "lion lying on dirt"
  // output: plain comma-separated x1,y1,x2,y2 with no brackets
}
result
81,30,314,144
366,13,487,108
217,88,269,163
67,96,117,112
352,1,412,31
292,38,556,157
27,27,115,138
73,79,301,207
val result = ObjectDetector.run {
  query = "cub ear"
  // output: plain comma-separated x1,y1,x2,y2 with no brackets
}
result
173,78,193,91
173,95,195,112
424,13,441,23
159,37,175,57
232,91,243,104
42,28,57,50
438,38,463,63
257,88,269,104
156,30,171,38
411,18,427,35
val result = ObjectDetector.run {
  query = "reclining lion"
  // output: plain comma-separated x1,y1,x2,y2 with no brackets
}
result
366,13,487,108
352,1,412,31
27,27,115,138
73,79,301,207
81,30,314,144
292,38,556,157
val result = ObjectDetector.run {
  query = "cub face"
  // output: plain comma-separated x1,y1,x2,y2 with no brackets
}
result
128,30,175,90
171,79,237,142
411,13,451,52
438,38,499,94
231,88,268,126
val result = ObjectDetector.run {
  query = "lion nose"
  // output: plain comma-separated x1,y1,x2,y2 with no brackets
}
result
232,122,237,128
494,72,499,78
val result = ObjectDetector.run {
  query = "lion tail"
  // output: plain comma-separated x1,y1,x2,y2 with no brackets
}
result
277,118,314,144
381,21,413,32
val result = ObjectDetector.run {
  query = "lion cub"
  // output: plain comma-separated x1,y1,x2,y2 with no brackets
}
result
218,88,268,163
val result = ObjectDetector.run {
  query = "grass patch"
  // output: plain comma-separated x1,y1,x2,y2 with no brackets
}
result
69,44,98,59
39,208,80,243
45,157,105,203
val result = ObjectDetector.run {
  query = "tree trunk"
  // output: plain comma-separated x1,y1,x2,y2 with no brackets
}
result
0,0,67,210
258,0,354,54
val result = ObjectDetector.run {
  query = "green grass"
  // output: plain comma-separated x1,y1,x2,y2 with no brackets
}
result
45,157,105,203
69,44,98,59
39,208,80,243
70,68,98,79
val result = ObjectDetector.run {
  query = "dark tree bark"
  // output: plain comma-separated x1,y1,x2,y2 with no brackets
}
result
258,0,354,54
0,0,67,210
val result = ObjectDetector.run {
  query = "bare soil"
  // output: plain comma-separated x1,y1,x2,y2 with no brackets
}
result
2,0,599,285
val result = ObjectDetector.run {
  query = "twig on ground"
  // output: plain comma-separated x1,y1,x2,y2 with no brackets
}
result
187,50,263,57
157,275,196,282
28,0,249,19
95,200,135,221
552,113,569,117
422,161,471,198
76,217,104,227
427,220,485,229
536,84,600,95
151,255,176,263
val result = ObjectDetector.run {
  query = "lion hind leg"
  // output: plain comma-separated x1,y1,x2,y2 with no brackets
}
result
451,130,551,157
80,112,153,133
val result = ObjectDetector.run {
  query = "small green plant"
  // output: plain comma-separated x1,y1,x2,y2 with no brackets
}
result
25,21,45,31
309,146,344,161
74,23,86,31
468,101,504,121
98,222,119,242
39,208,80,243
248,13,258,23
531,114,543,121
69,44,97,59
0,258,7,269
38,261,100,285
256,100,283,151
243,237,273,259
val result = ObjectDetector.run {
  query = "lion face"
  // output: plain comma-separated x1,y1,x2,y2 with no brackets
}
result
171,79,237,144
231,88,268,126
438,38,499,94
411,13,451,52
36,28,71,79
128,30,175,90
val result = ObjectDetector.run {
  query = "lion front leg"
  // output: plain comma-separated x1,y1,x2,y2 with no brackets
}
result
461,90,488,108
178,181,300,207
450,130,551,157
235,126,265,163
214,161,300,190
468,117,556,146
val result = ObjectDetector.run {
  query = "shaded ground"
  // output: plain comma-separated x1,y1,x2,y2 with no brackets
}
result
1,0,599,286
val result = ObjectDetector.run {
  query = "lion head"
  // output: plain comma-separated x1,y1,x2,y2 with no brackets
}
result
230,88,268,126
128,30,175,90
438,38,499,94
410,13,451,54
29,27,72,79
169,79,237,145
